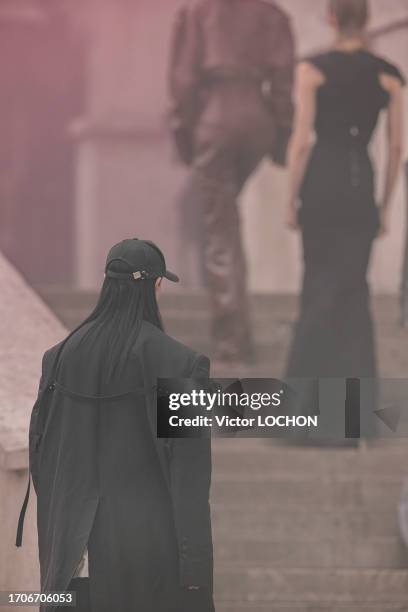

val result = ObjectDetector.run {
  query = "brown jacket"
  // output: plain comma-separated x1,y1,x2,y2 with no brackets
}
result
168,0,295,164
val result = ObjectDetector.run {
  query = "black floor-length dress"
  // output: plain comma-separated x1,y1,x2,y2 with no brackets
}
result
286,50,405,382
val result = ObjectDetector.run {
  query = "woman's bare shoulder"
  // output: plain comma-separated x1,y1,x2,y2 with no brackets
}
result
369,52,406,93
379,71,404,96
296,60,325,88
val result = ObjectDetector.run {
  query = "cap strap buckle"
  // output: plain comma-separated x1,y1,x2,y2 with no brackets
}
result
133,271,149,280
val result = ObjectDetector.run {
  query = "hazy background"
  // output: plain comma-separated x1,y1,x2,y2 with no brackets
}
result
0,0,407,294
1,3,408,609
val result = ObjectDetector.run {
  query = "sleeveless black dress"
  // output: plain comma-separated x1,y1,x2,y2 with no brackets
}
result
286,50,405,379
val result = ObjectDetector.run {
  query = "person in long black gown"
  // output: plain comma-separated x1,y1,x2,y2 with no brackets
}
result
285,0,405,392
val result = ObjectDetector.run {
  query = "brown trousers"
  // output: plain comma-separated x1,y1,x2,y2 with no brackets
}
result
191,123,268,361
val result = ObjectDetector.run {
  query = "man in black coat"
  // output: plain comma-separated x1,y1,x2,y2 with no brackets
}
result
17,239,214,612
169,0,295,364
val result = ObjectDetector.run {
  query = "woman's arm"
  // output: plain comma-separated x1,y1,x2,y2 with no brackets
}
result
286,61,323,230
378,73,404,237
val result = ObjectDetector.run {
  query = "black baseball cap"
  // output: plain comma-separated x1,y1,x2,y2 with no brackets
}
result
105,238,179,283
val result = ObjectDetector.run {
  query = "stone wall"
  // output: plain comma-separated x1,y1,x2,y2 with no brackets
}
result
0,253,66,607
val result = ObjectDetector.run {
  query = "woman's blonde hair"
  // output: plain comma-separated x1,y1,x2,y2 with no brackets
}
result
329,0,369,32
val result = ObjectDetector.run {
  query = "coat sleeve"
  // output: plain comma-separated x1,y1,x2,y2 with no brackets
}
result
167,5,203,164
168,353,213,588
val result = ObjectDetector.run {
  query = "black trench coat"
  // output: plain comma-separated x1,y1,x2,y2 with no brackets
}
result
22,320,214,612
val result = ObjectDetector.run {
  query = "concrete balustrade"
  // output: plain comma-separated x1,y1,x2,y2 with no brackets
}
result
0,253,66,610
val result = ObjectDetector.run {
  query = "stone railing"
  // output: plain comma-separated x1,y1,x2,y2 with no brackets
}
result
0,253,66,608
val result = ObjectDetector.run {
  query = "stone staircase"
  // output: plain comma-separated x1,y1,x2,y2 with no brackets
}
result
35,287,408,611
212,438,408,611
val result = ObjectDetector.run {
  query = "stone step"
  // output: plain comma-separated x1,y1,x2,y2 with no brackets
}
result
210,476,402,511
34,302,403,335
212,444,408,478
212,438,408,453
43,310,406,363
213,568,408,603
34,287,400,321
211,508,401,539
215,605,408,612
213,535,408,569
51,308,292,339
34,287,298,317
34,302,294,324
44,310,293,351
33,294,289,327
211,505,408,568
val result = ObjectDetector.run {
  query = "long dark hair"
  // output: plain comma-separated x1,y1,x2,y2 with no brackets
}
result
67,260,164,382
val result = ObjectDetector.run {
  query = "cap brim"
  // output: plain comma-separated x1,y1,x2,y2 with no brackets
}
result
163,270,179,283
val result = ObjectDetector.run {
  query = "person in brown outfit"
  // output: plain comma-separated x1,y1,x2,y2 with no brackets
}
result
168,0,295,364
